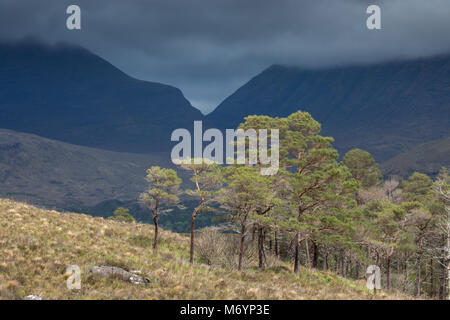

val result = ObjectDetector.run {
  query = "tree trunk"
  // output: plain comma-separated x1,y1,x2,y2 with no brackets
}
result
355,192,361,207
305,238,311,268
415,253,422,296
190,205,205,264
429,258,434,297
324,252,329,270
274,231,279,257
294,232,300,275
439,255,445,299
312,241,319,269
386,255,391,290
152,216,159,250
190,214,196,264
258,227,266,269
238,224,246,271
403,254,409,293
346,260,351,279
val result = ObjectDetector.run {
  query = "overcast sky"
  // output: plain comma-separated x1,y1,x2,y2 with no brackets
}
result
1,0,449,113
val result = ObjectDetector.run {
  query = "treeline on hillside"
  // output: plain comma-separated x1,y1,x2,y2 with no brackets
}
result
126,110,448,299
82,199,221,233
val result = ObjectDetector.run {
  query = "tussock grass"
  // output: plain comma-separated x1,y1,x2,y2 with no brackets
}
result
0,199,411,300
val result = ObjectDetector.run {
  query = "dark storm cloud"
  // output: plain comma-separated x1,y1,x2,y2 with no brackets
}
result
1,0,449,113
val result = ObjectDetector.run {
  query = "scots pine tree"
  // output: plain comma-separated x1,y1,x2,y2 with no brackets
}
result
140,166,181,250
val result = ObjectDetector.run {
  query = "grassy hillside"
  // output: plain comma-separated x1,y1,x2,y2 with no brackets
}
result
0,129,171,209
381,136,450,178
0,199,411,300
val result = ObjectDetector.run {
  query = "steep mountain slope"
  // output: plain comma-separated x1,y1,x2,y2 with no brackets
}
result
0,198,410,300
207,56,450,162
0,40,203,153
381,136,450,178
0,129,216,232
0,128,171,208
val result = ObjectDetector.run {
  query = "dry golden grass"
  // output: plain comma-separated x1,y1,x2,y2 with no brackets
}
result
0,199,412,300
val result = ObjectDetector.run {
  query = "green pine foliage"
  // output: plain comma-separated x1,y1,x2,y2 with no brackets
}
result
108,207,136,223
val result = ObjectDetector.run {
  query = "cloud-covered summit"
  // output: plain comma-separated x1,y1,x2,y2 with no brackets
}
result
1,0,449,113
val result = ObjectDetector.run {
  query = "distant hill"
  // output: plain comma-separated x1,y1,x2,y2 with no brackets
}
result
0,40,203,153
0,129,220,233
207,56,450,162
381,136,450,178
0,128,170,208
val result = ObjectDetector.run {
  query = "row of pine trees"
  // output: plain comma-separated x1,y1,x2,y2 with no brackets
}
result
138,110,449,299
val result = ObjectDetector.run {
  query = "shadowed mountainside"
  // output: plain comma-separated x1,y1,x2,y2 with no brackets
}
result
1,39,448,165
207,56,450,162
381,136,450,178
0,40,203,153
0,128,171,208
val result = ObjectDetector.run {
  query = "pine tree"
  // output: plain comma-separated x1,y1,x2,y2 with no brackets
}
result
275,110,359,274
342,148,382,189
177,159,223,263
342,148,382,206
218,165,279,270
363,200,409,289
108,207,135,223
140,166,181,250
238,115,285,269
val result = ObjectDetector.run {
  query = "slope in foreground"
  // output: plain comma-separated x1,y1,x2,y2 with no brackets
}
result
0,199,410,300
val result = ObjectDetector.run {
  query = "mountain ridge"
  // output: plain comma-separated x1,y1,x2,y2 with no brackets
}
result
207,54,450,162
0,40,203,153
0,128,170,208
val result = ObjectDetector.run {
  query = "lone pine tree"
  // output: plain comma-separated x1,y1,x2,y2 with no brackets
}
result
178,159,223,264
140,166,181,250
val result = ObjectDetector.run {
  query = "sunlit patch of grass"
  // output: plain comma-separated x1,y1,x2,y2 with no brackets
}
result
129,235,153,247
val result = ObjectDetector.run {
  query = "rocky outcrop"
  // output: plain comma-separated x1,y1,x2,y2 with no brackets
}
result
23,295,42,300
89,266,149,285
